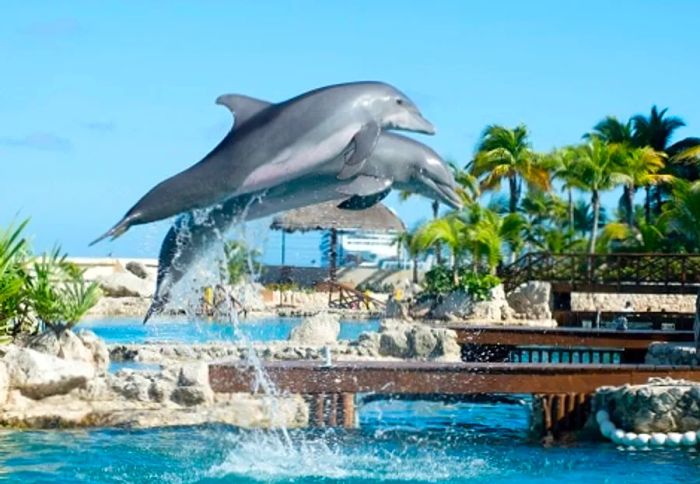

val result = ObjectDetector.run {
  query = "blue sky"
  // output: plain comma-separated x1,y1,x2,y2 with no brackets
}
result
2,1,700,266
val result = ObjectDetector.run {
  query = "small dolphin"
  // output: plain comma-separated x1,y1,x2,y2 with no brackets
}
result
143,132,460,322
92,82,435,245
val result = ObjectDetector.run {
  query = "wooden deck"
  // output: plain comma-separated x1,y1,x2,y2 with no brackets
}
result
209,361,700,395
448,325,694,351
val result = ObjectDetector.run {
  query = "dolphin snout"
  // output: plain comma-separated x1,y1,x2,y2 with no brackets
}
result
413,114,436,135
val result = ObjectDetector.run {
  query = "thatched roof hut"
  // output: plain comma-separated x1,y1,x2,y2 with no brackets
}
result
270,201,405,282
270,201,405,233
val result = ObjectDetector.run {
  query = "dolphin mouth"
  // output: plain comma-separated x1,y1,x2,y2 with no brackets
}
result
413,115,436,135
436,182,462,210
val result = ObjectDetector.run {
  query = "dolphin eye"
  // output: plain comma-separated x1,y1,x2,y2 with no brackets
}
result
396,98,404,106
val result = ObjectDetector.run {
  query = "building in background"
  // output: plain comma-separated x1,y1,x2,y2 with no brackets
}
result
319,230,401,268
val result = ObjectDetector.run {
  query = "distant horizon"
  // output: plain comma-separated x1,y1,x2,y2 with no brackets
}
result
3,1,700,265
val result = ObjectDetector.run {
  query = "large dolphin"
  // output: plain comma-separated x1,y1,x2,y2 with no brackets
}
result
143,132,460,322
92,81,435,245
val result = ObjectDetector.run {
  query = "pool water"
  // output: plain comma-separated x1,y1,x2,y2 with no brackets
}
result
81,316,379,345
1,399,697,483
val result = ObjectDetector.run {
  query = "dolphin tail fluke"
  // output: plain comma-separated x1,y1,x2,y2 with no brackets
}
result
143,298,164,324
89,214,138,246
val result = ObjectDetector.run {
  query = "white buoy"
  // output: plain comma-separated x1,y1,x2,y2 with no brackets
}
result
623,432,638,446
596,410,610,425
667,433,683,446
634,433,651,448
612,429,626,445
600,421,616,438
651,433,667,446
681,431,697,446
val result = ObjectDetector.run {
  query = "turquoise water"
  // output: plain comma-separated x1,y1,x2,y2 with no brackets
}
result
81,317,379,345
1,399,698,483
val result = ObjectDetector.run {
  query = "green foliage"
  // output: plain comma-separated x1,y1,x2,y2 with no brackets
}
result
222,240,261,285
423,265,500,301
0,221,100,340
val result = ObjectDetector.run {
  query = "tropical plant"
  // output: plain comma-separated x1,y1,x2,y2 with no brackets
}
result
414,214,470,284
392,228,423,283
568,139,628,253
423,265,500,301
222,240,262,285
616,146,671,225
585,116,634,145
471,124,550,213
659,180,700,251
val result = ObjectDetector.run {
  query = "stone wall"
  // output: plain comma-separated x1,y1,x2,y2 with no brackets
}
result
571,293,695,312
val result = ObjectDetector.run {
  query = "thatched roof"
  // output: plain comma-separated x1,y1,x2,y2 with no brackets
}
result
270,201,405,233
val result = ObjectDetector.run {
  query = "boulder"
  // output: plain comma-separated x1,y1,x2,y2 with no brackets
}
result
96,272,154,298
125,261,149,280
171,385,214,406
177,363,209,387
58,330,95,365
77,330,110,372
26,331,61,356
385,297,411,319
507,281,552,320
0,361,8,405
408,325,438,358
4,347,95,399
376,319,461,361
288,312,340,346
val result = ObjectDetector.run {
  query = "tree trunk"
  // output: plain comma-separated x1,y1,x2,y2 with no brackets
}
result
508,175,518,213
588,190,600,254
432,200,443,265
654,185,662,215
568,188,574,231
452,252,459,286
626,184,635,227
412,256,418,284
644,185,651,224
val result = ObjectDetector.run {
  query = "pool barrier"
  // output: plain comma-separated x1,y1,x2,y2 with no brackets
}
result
596,410,698,448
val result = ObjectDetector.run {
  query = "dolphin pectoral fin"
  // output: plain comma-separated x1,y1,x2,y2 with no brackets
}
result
89,214,138,246
215,94,273,128
337,175,392,197
338,187,392,210
337,122,380,180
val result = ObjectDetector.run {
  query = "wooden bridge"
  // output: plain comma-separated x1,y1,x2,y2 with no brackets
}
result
209,361,700,437
499,252,700,294
449,325,694,363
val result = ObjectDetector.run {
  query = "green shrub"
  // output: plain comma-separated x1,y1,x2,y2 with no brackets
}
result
423,265,500,301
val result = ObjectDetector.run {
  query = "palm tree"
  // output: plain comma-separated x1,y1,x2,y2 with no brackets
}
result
616,146,672,226
569,139,628,253
393,229,423,283
469,210,526,274
550,147,585,230
631,105,699,214
660,180,700,251
585,115,634,145
414,214,470,284
471,124,550,214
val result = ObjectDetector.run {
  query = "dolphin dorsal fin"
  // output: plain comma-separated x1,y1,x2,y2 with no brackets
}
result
215,94,272,127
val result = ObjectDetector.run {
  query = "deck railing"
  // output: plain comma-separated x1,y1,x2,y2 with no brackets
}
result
499,252,700,293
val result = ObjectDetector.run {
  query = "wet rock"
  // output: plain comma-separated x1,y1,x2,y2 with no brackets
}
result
288,312,340,346
96,272,153,298
4,347,94,399
408,325,438,358
594,378,700,433
375,319,460,361
646,343,698,366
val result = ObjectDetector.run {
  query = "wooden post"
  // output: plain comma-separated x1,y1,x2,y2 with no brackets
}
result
695,288,700,354
328,393,338,427
342,393,355,428
314,393,326,427
329,228,338,283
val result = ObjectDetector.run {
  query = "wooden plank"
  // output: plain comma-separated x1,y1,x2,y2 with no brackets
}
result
448,325,694,350
209,361,700,395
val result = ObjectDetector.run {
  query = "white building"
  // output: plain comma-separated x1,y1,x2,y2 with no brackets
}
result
319,230,400,268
